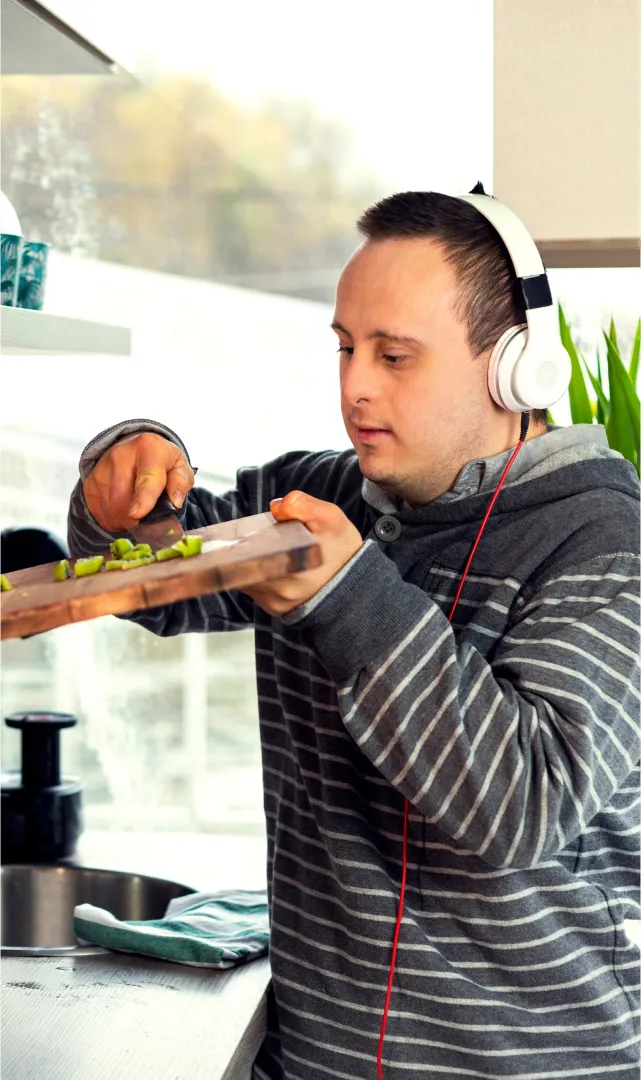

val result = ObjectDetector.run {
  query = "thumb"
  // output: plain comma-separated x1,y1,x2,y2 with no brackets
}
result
270,490,328,527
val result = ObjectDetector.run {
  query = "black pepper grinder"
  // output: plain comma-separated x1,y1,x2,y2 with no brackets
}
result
1,712,84,863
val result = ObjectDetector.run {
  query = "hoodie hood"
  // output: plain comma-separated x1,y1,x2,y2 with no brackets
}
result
361,423,640,526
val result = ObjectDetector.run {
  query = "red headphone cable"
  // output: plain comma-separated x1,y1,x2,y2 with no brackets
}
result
376,412,531,1079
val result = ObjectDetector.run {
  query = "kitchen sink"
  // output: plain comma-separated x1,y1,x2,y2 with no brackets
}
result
1,864,195,956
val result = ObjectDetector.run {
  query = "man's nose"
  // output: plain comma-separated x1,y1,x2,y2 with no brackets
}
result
340,350,379,406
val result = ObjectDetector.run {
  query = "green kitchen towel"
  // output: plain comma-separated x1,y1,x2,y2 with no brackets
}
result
73,889,269,968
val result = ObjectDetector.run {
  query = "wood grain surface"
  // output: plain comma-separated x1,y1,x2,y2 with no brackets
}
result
1,513,321,640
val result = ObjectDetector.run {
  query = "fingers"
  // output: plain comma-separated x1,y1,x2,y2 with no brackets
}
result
243,575,312,617
130,438,192,520
165,460,195,510
129,467,166,520
82,433,193,532
269,491,329,530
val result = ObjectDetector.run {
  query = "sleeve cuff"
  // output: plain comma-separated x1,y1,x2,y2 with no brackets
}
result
281,540,374,626
79,419,193,481
283,539,437,683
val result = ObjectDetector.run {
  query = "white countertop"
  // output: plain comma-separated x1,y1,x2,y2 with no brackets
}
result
1,830,271,1080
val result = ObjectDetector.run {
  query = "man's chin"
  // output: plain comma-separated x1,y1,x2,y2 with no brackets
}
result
358,457,402,496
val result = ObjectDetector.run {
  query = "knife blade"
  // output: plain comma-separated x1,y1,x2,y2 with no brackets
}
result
129,492,185,552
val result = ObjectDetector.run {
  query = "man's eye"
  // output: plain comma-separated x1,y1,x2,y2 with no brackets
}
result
337,346,353,356
384,354,407,365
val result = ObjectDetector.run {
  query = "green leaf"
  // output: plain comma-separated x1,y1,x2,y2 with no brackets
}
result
558,303,593,425
629,318,640,387
609,318,618,352
581,351,609,426
604,330,640,475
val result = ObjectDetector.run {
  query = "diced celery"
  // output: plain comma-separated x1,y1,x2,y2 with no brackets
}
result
132,543,152,556
74,556,104,577
172,535,203,557
155,545,183,562
110,538,134,558
120,555,155,570
53,559,70,581
105,560,125,571
1,573,12,592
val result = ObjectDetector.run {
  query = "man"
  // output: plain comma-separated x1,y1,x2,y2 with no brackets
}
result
69,189,640,1079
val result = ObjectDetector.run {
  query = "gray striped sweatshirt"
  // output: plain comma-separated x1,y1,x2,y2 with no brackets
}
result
69,420,641,1080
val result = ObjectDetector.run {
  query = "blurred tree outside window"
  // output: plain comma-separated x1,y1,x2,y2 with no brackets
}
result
1,69,378,837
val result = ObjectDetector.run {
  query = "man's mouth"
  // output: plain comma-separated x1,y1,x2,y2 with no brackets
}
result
355,426,392,445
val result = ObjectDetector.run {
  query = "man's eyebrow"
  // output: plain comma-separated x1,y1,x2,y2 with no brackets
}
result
331,322,426,348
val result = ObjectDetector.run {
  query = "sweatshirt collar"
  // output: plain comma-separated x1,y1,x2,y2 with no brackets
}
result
362,424,611,514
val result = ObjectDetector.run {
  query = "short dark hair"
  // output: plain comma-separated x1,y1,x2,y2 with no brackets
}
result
356,184,548,427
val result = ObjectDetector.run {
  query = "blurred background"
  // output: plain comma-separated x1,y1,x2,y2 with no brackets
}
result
1,0,639,846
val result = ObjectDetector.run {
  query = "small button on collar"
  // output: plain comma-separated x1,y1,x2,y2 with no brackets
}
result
374,515,402,542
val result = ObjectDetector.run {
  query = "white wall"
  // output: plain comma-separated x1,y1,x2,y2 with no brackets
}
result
494,0,640,250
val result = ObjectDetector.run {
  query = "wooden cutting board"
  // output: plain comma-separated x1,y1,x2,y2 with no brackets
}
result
0,513,321,640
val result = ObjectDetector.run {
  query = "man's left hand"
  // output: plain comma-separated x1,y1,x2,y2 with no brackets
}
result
242,491,363,617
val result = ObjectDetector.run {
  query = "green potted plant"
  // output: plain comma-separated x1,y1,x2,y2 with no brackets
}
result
552,304,640,477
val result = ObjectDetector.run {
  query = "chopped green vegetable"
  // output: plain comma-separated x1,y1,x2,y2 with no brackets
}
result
74,556,104,577
1,573,12,592
53,559,71,581
105,559,125,571
120,555,155,570
172,535,203,557
121,548,146,561
132,543,152,556
110,538,134,558
155,545,183,562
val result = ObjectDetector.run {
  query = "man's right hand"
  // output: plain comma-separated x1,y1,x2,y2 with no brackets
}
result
83,433,195,533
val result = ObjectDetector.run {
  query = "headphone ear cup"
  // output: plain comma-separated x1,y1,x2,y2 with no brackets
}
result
489,324,572,412
487,326,528,411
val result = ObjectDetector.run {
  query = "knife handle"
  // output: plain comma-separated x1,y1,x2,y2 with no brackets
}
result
138,491,179,525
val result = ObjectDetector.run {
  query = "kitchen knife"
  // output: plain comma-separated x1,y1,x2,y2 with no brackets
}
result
129,492,185,551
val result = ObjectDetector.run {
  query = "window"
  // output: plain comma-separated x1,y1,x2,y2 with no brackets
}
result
9,2,636,843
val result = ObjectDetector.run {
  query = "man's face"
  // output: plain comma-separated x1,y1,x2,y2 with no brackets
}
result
333,237,492,506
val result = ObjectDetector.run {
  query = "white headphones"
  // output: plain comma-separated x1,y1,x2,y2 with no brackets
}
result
456,193,572,413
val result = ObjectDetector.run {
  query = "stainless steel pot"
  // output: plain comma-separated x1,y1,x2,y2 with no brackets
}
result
1,863,195,956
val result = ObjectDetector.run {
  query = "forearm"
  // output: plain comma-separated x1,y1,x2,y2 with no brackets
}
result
288,544,640,869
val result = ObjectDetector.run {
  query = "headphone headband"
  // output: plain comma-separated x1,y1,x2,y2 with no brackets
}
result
457,193,553,313
457,194,543,278
455,191,571,412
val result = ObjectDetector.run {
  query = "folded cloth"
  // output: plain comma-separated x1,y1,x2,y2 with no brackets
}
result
73,888,269,968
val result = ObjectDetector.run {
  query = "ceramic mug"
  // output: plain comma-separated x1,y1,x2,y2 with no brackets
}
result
1,233,23,306
16,240,49,310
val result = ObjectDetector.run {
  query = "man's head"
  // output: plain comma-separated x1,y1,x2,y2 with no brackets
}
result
333,188,547,506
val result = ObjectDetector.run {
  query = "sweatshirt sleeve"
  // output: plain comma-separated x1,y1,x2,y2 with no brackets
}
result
287,541,641,870
67,419,302,636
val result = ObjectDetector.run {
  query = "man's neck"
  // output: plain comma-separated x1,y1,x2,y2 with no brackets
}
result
400,419,549,508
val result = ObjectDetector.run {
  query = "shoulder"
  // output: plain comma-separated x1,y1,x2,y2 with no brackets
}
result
558,486,639,559
519,487,639,606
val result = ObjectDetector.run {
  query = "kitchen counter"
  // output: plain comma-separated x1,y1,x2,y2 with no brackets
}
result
1,830,271,1080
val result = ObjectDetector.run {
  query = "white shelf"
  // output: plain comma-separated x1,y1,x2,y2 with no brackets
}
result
1,306,131,357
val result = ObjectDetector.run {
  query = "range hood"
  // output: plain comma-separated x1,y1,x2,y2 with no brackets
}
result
1,0,121,75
